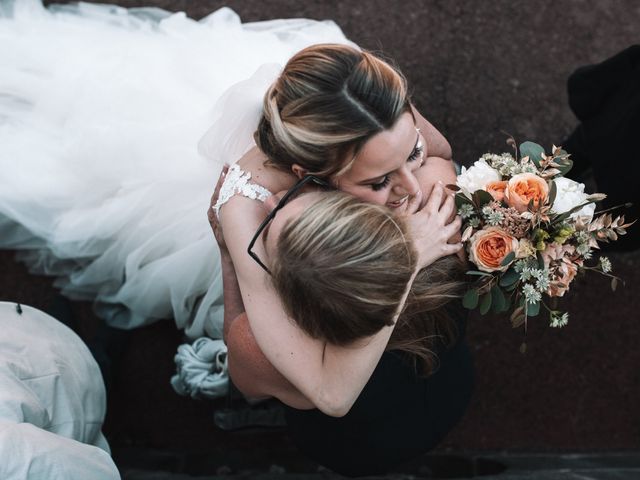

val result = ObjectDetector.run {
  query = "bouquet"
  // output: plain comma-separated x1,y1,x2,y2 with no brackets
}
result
451,141,633,332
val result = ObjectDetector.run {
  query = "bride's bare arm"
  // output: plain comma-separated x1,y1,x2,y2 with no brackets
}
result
412,105,452,161
218,184,459,417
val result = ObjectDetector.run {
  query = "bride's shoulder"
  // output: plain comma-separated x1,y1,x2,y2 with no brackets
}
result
237,147,296,192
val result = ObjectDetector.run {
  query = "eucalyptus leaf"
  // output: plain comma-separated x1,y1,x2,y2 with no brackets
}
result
472,189,495,207
491,285,507,313
520,141,545,167
503,295,512,312
462,289,479,309
499,268,520,287
479,292,492,315
505,282,519,292
455,193,473,208
555,157,573,176
536,250,546,270
526,300,541,317
500,251,516,267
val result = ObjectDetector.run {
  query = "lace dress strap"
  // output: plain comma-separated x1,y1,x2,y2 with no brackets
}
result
213,164,273,217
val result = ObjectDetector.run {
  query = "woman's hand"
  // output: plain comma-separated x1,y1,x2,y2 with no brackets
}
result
406,181,462,269
208,164,230,252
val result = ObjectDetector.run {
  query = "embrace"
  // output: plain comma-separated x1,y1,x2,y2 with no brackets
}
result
208,44,474,476
0,3,474,476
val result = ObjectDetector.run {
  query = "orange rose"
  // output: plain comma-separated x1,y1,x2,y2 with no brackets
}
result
505,173,549,213
486,180,508,202
468,227,519,272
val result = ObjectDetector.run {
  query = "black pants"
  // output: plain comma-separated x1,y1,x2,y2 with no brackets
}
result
284,315,474,477
564,45,640,251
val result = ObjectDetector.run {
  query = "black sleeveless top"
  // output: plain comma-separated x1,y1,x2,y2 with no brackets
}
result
284,301,475,477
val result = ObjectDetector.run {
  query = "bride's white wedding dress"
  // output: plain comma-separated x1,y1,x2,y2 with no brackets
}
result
0,0,351,347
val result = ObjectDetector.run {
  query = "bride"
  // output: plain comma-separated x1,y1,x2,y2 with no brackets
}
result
207,43,473,475
1,1,473,474
0,0,356,338
0,0,458,348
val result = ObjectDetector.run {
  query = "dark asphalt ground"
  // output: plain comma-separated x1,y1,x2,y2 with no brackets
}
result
3,0,640,476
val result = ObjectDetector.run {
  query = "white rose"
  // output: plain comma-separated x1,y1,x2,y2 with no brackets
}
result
456,159,501,198
551,177,595,222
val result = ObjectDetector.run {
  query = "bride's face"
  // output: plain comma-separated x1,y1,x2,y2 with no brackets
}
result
333,112,426,215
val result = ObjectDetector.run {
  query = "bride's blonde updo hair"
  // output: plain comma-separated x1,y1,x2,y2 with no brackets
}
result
255,44,412,177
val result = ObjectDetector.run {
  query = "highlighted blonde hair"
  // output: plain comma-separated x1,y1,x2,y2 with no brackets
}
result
271,192,466,375
271,192,417,343
255,44,412,178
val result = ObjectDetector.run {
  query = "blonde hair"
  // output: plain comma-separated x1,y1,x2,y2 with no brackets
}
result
271,192,417,344
271,192,466,375
255,44,412,178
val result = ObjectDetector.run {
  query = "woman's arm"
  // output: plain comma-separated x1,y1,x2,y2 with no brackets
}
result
208,165,246,342
412,105,452,161
218,183,459,417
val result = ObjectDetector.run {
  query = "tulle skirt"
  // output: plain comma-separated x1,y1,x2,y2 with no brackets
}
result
0,0,351,338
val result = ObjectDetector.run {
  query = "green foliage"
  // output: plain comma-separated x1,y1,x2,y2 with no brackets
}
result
455,192,473,208
500,251,516,267
526,300,541,317
462,289,479,309
491,285,507,313
479,291,493,315
499,268,520,287
472,189,494,207
519,141,545,167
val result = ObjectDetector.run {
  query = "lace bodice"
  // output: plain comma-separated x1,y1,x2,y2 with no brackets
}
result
213,164,273,217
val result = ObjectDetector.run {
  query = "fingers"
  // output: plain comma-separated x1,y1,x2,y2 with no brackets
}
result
208,164,231,247
213,164,230,202
209,164,231,218
404,189,423,216
444,214,462,232
442,242,463,256
439,191,456,219
423,181,445,213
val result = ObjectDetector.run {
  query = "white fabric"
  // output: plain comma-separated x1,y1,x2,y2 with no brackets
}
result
0,0,352,340
0,302,118,479
213,164,273,217
171,337,229,399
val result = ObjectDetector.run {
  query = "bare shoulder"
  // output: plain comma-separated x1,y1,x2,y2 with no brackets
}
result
411,105,453,161
237,147,296,192
415,156,457,199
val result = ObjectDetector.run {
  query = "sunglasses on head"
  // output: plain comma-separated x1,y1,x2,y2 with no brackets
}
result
247,174,331,274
